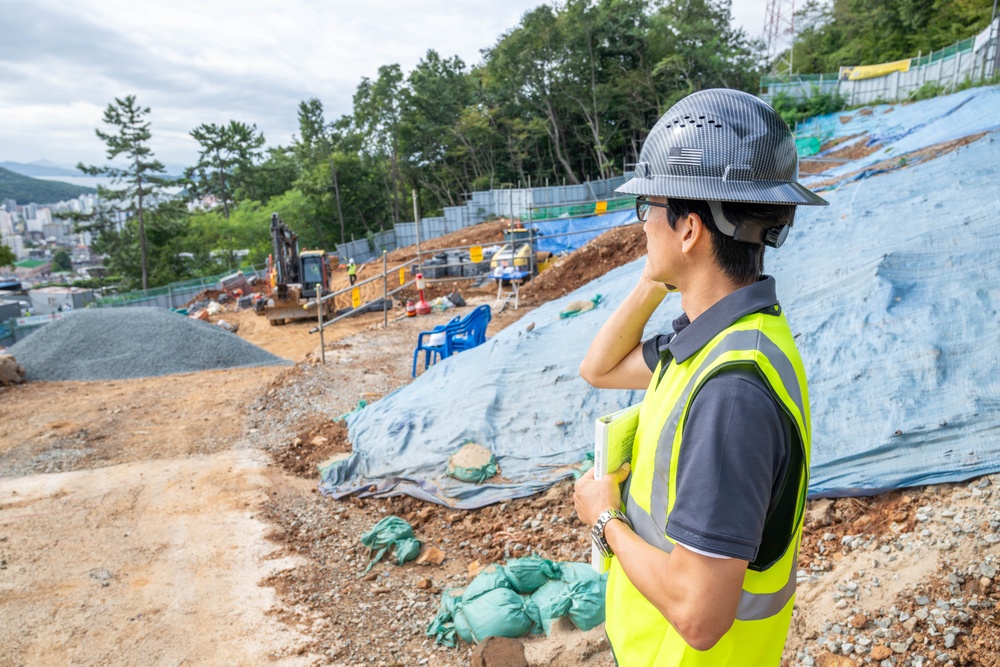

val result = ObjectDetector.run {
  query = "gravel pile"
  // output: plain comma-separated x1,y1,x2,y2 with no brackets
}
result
9,307,290,381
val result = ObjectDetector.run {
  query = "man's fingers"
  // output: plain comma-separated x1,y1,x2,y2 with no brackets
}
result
610,462,631,483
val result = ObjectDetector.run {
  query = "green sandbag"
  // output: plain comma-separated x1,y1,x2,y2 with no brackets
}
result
557,562,608,631
360,516,422,572
426,588,465,648
462,563,512,602
529,579,573,636
559,294,603,319
461,587,539,643
446,442,498,483
453,607,474,644
503,555,562,594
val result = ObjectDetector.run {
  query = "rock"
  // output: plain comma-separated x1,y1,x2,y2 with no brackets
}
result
817,653,855,667
415,546,445,566
467,560,485,578
850,613,868,629
415,578,432,589
0,354,26,387
471,636,527,667
809,498,834,525
870,645,893,660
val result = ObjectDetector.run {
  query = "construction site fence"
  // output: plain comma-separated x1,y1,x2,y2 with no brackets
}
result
760,20,999,109
91,265,264,310
347,174,632,264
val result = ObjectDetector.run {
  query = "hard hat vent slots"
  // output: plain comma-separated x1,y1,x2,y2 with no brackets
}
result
617,88,828,207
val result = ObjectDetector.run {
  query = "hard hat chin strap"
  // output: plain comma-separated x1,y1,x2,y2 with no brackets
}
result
707,201,789,249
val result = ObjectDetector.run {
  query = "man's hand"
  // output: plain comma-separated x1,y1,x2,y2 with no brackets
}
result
573,462,631,526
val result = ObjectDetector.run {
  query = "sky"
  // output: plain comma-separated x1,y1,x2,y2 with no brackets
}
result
0,0,768,170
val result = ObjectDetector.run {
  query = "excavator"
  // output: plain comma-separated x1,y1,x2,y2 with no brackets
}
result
254,213,337,325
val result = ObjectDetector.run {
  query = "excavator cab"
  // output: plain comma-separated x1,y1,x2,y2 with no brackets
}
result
299,251,328,298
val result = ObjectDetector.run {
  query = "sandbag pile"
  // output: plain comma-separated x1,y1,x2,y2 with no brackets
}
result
427,556,607,647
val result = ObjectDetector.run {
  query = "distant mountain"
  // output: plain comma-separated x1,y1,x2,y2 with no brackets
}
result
0,167,96,204
0,161,83,178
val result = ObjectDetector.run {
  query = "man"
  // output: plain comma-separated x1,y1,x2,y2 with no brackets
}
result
573,89,828,666
347,258,357,286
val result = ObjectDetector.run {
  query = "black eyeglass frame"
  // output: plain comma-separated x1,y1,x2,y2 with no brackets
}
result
635,195,670,222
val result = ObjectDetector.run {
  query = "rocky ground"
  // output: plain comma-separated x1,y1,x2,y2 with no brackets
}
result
1,218,998,666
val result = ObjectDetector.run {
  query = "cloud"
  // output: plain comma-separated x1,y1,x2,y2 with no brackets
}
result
0,0,765,166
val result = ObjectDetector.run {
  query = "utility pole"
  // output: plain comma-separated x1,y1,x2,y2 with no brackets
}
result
412,188,421,271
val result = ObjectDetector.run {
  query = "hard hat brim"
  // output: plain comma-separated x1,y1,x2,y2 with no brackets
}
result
616,175,829,206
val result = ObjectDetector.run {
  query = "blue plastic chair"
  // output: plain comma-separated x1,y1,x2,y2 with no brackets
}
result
449,304,492,352
411,305,493,377
412,316,460,377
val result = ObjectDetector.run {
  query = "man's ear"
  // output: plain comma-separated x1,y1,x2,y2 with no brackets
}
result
680,212,705,254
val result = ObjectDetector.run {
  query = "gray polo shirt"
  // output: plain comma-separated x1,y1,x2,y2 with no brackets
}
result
640,276,793,561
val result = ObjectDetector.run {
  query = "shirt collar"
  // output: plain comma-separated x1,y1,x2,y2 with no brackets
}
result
666,275,780,364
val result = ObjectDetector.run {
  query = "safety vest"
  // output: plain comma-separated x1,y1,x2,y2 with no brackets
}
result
347,263,357,276
606,307,811,667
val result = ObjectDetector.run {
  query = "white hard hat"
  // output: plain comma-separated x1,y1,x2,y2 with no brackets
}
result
349,258,354,263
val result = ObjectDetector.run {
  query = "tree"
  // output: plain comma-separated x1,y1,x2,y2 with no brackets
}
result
184,120,266,218
354,65,406,224
52,249,73,272
0,242,14,269
78,95,169,290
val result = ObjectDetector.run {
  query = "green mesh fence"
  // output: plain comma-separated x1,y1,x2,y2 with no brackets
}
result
910,37,975,67
93,265,262,307
528,197,635,221
760,73,833,86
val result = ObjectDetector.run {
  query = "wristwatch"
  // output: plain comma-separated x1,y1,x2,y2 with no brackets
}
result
591,508,633,558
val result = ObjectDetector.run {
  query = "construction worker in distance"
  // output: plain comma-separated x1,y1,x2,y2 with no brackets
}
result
347,258,357,286
574,89,828,666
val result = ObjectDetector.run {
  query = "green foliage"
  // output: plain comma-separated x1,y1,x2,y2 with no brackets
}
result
51,249,73,272
790,0,995,73
771,88,848,127
909,80,948,101
183,120,266,217
0,166,95,203
0,242,15,268
78,95,172,290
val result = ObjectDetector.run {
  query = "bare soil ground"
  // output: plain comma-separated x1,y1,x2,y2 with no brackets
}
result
1,219,997,667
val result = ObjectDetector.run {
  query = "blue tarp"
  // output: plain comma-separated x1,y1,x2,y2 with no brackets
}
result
321,86,1000,508
799,87,1000,185
533,209,637,254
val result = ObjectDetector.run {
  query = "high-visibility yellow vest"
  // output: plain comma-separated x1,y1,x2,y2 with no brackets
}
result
606,307,811,667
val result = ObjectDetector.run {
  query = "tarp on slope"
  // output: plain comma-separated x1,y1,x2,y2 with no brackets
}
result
321,259,654,508
798,86,1000,184
322,117,1000,508
533,209,637,254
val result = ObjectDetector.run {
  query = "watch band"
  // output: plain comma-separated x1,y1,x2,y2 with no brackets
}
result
591,508,633,558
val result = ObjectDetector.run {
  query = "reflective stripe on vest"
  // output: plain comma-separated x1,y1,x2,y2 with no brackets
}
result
624,322,808,621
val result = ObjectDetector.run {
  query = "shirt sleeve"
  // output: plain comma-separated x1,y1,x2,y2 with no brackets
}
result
642,335,671,372
663,367,791,561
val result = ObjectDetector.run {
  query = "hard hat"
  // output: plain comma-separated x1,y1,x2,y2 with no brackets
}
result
617,89,827,208
349,258,354,263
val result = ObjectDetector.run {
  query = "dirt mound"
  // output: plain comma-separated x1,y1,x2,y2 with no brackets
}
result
523,223,646,303
386,220,513,261
272,414,350,478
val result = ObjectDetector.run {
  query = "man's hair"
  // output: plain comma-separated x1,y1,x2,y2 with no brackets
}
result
665,199,796,285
